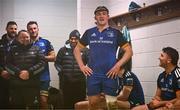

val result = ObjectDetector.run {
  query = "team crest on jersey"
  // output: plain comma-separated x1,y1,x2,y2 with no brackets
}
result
91,33,96,37
39,42,45,46
107,31,114,37
100,37,103,40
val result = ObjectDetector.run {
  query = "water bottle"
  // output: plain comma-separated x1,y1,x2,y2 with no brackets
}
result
33,96,39,108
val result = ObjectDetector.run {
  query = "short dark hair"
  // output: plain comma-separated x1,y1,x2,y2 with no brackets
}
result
27,21,38,28
6,21,17,29
94,6,109,15
17,30,29,37
162,47,179,65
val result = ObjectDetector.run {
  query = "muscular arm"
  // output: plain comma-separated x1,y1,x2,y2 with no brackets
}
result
74,43,85,67
45,50,56,62
171,91,180,109
166,90,180,109
116,44,133,69
74,42,92,76
149,87,168,108
107,43,133,79
117,86,133,101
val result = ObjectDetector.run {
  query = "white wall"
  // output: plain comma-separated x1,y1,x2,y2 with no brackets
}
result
107,0,162,17
0,0,77,88
77,0,108,34
0,0,2,33
78,0,180,103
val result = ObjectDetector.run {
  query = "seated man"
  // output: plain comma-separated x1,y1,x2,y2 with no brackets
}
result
132,47,180,110
75,48,145,110
108,48,145,110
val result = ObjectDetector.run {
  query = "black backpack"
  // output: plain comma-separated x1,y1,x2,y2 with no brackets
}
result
48,87,64,109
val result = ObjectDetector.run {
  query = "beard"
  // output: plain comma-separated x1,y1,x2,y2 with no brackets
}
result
30,33,38,40
159,62,167,69
70,42,77,49
7,32,17,39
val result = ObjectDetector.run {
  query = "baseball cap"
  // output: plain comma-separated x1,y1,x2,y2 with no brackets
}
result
128,1,141,12
69,30,81,39
94,6,109,15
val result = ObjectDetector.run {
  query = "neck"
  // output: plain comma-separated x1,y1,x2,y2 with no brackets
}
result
165,64,176,74
6,35,14,42
97,24,109,32
31,36,39,42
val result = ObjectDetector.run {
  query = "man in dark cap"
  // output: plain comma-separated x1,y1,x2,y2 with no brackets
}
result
74,6,133,109
94,6,109,15
55,30,89,109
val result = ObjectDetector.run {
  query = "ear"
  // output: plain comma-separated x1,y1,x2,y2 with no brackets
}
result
167,59,171,63
94,16,97,20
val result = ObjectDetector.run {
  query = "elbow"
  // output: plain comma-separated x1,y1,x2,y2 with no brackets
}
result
52,56,56,62
51,54,56,62
130,48,133,57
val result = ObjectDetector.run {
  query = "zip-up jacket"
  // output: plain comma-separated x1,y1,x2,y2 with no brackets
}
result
5,41,45,88
55,44,89,82
0,34,16,73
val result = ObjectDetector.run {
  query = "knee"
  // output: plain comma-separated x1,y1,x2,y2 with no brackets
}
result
40,96,48,104
89,100,99,108
74,102,80,110
74,101,89,110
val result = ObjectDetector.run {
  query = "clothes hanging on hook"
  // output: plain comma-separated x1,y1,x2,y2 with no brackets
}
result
121,26,131,43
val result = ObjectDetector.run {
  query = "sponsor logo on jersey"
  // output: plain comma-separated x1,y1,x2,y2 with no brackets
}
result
107,31,114,37
91,33,96,37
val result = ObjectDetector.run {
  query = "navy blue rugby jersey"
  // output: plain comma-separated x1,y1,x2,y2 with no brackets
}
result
120,71,145,104
79,27,127,74
157,67,180,100
33,37,54,81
